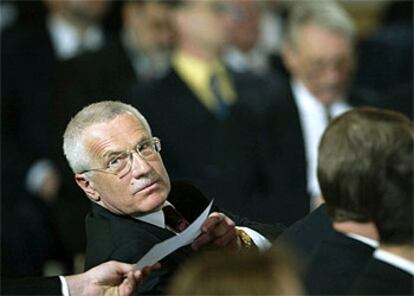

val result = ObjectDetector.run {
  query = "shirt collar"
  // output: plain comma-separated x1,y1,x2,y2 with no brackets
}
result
292,79,350,118
172,51,235,111
173,50,222,86
374,248,414,275
344,232,379,248
121,30,170,80
47,14,104,60
131,200,173,229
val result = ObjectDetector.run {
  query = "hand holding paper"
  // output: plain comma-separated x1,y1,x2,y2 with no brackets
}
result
192,212,241,252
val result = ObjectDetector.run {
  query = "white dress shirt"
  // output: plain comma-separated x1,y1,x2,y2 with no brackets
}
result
374,248,414,275
47,15,104,61
345,232,379,249
121,30,170,81
59,276,70,296
292,79,351,204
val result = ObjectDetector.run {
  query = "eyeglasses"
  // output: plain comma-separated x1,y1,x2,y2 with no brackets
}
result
79,137,161,177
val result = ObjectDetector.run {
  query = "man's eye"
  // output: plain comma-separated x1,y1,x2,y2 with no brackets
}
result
108,156,123,168
139,142,151,151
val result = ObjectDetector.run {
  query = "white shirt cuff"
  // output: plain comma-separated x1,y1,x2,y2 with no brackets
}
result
59,276,70,296
236,226,272,251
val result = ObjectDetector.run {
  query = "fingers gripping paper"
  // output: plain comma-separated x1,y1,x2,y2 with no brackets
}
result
134,200,213,270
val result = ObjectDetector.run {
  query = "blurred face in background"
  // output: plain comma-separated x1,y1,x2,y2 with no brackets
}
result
123,1,174,54
226,0,261,52
283,23,355,105
46,0,109,27
175,0,231,56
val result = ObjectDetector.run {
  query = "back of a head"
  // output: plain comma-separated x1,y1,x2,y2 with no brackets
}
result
284,0,354,48
168,248,303,295
375,128,413,246
318,107,413,223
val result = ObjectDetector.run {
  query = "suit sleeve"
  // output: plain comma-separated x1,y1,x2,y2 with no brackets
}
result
2,276,62,295
219,207,285,241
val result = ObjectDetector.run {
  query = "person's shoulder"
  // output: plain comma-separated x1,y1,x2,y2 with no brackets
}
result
351,257,414,295
127,67,177,105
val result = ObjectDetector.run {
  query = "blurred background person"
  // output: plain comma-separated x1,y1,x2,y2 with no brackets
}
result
354,1,413,119
61,0,174,108
216,0,384,227
222,0,269,75
168,246,304,295
126,0,271,204
1,0,110,277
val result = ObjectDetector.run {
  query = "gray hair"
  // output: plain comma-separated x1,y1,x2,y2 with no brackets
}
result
284,0,355,49
63,100,152,174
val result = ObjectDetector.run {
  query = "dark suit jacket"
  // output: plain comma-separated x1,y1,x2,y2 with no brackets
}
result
85,182,283,295
219,76,382,226
54,34,137,127
351,257,414,295
2,276,61,295
1,19,76,276
1,20,59,181
262,79,382,226
304,231,375,295
277,204,334,270
126,67,271,210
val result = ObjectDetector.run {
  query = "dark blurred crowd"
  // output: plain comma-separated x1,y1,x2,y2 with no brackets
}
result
1,0,412,281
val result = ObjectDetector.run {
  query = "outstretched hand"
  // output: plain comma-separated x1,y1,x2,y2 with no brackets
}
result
66,261,161,296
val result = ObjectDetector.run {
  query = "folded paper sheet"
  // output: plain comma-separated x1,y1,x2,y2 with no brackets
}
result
134,200,213,269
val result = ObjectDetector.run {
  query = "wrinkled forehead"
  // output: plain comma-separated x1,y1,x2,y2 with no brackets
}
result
81,113,151,151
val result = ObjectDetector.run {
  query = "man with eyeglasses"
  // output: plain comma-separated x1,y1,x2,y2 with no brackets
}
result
63,101,283,295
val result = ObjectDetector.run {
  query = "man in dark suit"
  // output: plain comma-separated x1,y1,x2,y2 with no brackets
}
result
60,0,174,114
126,0,273,206
62,101,283,294
351,117,413,295
214,0,382,227
276,203,334,269
2,260,157,296
304,107,414,295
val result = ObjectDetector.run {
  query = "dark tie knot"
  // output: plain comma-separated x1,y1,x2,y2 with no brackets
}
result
162,205,190,233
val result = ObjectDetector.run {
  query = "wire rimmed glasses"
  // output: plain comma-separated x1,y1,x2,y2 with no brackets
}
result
79,137,161,178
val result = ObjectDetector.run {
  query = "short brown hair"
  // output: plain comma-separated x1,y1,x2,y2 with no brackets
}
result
375,131,413,245
318,107,413,222
168,246,303,295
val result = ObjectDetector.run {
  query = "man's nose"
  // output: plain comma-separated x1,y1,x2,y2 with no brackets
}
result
130,152,152,178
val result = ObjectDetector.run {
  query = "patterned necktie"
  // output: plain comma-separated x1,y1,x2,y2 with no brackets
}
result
162,206,190,233
210,73,229,118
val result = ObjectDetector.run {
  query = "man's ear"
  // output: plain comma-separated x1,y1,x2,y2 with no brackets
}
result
75,174,100,203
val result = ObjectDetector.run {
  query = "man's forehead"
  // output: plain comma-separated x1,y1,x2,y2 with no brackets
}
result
83,114,149,142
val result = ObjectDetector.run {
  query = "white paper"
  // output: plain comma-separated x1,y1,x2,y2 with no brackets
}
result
134,200,213,270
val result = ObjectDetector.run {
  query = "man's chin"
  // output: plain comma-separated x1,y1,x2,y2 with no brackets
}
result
140,191,168,212
317,93,341,105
